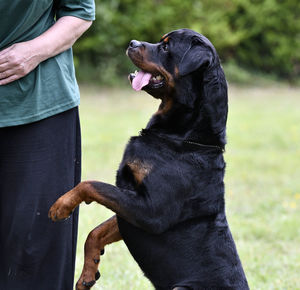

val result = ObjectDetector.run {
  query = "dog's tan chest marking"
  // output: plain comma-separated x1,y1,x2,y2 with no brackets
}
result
127,160,152,184
156,97,173,115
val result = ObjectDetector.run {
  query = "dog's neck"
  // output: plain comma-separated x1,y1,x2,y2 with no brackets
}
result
146,68,228,148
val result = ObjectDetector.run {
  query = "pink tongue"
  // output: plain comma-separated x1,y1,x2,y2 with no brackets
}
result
132,71,152,91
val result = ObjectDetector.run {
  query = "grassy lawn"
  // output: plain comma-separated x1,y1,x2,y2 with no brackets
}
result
75,85,300,289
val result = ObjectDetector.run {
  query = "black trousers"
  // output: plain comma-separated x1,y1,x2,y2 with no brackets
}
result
0,108,81,290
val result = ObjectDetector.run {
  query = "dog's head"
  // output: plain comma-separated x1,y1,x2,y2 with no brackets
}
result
127,29,222,106
127,29,227,146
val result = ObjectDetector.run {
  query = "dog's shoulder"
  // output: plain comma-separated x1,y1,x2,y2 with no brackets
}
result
116,133,225,191
116,135,156,188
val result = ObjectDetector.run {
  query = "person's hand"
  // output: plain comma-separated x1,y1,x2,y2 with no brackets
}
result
0,17,92,86
0,42,42,85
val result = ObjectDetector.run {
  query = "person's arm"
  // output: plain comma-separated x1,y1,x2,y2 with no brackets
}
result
0,16,92,85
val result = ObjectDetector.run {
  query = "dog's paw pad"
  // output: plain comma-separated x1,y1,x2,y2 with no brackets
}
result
82,280,95,287
95,271,101,281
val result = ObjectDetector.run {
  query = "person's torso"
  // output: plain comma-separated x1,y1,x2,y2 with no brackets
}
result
0,0,79,127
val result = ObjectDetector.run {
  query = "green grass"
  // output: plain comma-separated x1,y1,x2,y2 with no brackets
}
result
75,85,300,289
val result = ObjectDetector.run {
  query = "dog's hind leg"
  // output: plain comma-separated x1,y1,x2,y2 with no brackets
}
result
76,215,122,290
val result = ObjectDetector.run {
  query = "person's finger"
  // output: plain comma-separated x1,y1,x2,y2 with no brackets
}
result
0,74,20,85
0,47,13,65
0,54,9,65
0,69,15,80
0,45,20,65
0,62,11,73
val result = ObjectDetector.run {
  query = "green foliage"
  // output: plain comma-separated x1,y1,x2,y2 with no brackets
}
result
222,62,279,85
74,0,300,83
225,0,300,79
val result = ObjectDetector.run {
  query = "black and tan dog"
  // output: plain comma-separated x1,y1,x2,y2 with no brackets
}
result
49,29,249,290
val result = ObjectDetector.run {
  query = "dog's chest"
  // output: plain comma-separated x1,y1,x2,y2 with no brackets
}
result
116,136,178,189
116,143,155,189
125,159,152,185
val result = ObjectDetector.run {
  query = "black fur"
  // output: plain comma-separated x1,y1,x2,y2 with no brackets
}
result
116,29,248,289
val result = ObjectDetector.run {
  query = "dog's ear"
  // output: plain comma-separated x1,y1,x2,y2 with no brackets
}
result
178,40,213,76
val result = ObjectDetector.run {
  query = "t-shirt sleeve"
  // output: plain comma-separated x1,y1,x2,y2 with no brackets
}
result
54,0,95,21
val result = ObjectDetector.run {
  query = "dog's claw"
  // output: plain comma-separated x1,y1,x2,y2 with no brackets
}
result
100,249,105,255
93,258,99,264
95,271,101,280
64,214,71,221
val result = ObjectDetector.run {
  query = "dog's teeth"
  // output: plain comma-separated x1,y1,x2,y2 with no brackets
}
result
156,75,162,80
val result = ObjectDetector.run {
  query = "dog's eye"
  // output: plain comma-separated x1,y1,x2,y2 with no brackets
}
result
162,42,169,52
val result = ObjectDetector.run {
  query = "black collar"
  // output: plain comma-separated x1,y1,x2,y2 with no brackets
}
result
139,129,225,153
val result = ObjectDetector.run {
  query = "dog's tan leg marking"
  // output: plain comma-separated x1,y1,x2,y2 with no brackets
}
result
48,181,123,221
76,215,122,290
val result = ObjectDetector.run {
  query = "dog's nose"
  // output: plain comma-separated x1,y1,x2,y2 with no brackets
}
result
129,40,142,48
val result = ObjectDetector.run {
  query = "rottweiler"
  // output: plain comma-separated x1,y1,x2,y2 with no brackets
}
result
49,29,249,290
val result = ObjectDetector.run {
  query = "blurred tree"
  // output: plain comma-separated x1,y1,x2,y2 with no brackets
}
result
73,0,300,83
226,0,300,79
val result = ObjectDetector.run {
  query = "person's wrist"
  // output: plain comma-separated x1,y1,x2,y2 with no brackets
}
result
27,38,51,64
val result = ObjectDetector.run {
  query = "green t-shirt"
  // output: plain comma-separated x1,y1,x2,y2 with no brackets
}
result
0,0,95,127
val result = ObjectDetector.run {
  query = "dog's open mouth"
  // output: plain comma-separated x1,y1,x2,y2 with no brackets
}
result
129,70,165,91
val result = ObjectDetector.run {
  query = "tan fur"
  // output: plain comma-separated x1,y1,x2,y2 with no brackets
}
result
127,159,152,184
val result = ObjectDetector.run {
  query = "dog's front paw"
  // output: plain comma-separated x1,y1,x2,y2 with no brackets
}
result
48,190,79,221
48,197,72,221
